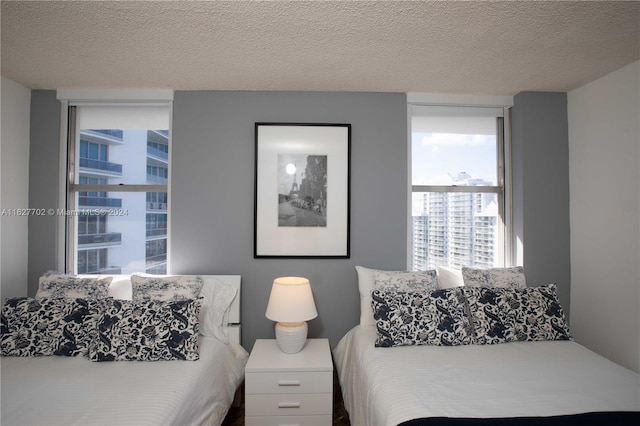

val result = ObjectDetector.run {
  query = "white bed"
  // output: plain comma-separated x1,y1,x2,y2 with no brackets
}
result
1,274,248,426
335,266,640,426
334,325,640,426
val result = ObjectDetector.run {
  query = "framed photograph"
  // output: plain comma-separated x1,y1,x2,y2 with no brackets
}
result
254,123,351,258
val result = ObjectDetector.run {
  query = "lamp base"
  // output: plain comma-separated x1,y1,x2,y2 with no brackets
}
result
274,322,308,353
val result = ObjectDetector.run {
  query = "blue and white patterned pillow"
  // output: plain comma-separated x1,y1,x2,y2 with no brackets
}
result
373,270,439,293
357,266,439,327
462,284,572,345
89,298,202,361
36,274,112,299
1,297,108,357
130,275,203,302
461,266,526,289
372,288,474,347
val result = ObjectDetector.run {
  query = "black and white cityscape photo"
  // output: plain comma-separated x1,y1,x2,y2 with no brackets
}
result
277,153,327,227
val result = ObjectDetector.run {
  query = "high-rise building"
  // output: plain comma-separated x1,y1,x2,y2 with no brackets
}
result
77,128,168,275
412,172,498,271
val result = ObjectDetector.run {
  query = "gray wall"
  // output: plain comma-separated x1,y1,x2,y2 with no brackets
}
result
1,77,31,301
511,92,571,318
170,91,408,349
25,89,572,350
28,90,61,297
26,90,407,349
568,62,639,372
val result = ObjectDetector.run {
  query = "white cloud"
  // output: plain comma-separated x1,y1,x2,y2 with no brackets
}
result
413,173,455,186
421,133,493,147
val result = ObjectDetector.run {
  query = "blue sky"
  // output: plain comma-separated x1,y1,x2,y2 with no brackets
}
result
412,132,497,185
411,131,497,216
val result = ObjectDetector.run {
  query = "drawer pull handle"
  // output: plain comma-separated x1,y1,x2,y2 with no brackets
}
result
278,402,301,408
278,380,301,386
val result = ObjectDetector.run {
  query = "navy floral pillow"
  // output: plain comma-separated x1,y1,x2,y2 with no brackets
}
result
462,284,572,344
89,298,202,361
1,297,107,357
372,288,474,347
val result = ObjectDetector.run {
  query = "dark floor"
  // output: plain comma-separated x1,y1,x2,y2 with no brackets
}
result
222,373,351,426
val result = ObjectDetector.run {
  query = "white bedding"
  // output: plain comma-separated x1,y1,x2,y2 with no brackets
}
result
1,336,248,426
333,325,640,426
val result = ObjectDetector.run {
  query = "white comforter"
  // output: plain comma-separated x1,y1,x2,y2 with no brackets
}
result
1,336,248,426
333,325,640,426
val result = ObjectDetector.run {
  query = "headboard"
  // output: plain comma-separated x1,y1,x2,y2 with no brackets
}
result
79,274,242,344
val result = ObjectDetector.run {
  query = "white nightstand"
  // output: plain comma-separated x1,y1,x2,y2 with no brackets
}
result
245,338,333,426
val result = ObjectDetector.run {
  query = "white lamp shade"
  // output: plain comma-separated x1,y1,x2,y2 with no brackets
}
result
265,277,318,323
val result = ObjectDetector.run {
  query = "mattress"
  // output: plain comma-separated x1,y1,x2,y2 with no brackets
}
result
1,336,248,426
333,325,640,426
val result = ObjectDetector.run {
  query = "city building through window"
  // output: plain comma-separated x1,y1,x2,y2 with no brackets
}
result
410,105,508,270
66,104,170,274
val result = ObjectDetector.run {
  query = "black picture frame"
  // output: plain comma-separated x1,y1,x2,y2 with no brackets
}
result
254,123,351,258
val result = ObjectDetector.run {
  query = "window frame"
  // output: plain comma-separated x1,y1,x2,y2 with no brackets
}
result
407,96,514,269
56,89,174,274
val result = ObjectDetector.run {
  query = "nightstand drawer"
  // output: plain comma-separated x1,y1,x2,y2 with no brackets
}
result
245,414,332,426
245,393,332,417
246,371,332,394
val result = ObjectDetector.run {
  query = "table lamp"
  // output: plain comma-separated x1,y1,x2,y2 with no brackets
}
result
265,276,318,353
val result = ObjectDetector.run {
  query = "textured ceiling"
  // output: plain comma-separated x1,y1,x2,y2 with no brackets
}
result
1,1,639,95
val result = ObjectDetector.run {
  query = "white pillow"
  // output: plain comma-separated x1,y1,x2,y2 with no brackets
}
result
36,274,112,299
355,266,438,327
106,275,133,299
372,270,438,293
197,276,238,344
436,265,464,289
130,274,203,301
356,266,378,327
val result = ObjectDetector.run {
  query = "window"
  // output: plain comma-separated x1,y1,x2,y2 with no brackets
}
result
77,248,110,274
146,213,167,237
410,105,509,271
145,239,167,274
65,103,171,275
78,212,107,237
